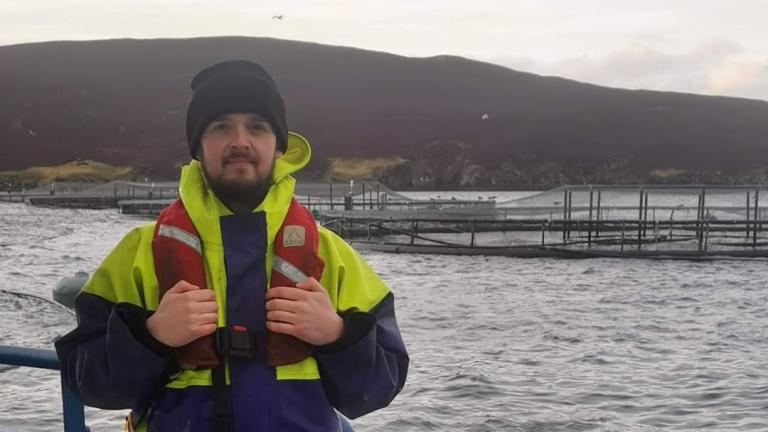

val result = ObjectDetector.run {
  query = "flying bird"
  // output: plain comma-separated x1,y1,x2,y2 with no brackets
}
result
272,15,284,20
481,113,490,120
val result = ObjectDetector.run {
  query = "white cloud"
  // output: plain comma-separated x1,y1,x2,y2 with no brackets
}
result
705,58,768,98
490,39,768,100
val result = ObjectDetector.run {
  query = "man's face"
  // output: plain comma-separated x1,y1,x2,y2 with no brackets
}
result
199,113,282,188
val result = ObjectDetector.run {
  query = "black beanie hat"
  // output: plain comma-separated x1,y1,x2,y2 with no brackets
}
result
186,60,288,158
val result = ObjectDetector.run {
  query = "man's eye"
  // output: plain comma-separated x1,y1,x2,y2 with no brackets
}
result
249,123,267,132
211,123,229,132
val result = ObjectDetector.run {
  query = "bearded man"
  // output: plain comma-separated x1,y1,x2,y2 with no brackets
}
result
56,60,409,432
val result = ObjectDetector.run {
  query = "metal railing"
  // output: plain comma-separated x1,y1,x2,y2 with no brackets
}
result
0,345,87,432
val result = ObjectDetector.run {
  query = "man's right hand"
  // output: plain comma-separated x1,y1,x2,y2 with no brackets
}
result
146,281,218,347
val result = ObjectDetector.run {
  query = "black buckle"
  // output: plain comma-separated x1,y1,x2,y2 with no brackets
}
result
215,325,262,359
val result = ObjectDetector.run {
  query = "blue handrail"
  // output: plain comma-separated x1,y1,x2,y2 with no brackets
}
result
0,345,87,432
0,345,354,432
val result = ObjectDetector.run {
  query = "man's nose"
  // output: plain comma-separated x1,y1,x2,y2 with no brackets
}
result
230,124,251,149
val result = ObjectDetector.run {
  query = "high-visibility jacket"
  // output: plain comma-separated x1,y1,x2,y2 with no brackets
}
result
55,132,409,432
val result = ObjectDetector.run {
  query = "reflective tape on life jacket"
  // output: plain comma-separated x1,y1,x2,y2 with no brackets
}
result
272,255,308,284
156,224,201,255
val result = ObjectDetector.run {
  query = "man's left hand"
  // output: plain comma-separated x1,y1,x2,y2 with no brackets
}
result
265,277,343,346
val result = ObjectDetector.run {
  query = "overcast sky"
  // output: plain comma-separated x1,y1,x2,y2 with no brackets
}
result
2,0,767,100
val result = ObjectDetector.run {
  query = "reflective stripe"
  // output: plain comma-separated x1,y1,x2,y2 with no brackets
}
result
157,224,202,255
272,256,308,284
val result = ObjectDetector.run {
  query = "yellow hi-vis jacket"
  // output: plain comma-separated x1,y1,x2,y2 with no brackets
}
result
55,133,409,432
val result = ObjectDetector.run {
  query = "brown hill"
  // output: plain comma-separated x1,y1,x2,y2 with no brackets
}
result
1,37,767,187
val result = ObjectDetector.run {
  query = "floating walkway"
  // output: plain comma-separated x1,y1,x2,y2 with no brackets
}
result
352,241,768,260
4,180,490,215
0,180,179,209
9,181,768,259
322,185,768,259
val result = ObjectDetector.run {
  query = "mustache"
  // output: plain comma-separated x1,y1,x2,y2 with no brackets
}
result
223,150,257,164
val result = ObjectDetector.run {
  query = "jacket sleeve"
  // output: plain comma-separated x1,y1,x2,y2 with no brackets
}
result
314,229,409,419
54,226,176,410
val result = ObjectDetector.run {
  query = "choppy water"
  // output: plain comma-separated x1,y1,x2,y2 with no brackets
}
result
1,200,767,431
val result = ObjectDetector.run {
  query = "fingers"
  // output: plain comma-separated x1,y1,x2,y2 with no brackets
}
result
266,286,307,301
189,300,218,314
171,289,216,315
295,277,323,292
168,280,200,293
266,310,296,323
194,312,218,325
265,320,296,336
167,282,216,303
185,288,216,302
265,298,301,313
192,323,218,338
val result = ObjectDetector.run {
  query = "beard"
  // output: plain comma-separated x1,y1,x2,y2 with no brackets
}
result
202,159,275,214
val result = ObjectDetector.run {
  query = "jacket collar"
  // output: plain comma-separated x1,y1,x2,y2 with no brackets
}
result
178,131,312,248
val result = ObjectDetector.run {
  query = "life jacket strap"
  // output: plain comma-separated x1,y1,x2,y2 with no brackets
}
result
211,362,233,432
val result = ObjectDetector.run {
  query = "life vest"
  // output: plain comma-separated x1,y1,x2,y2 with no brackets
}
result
150,198,324,368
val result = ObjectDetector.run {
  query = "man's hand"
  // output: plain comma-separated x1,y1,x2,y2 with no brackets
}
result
265,277,343,346
146,281,218,347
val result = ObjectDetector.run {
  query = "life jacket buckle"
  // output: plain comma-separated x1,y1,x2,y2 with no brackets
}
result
215,325,262,359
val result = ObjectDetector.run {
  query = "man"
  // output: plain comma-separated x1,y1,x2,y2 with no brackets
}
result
55,60,409,431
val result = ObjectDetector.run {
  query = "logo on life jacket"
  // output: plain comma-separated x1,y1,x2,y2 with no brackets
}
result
283,225,305,247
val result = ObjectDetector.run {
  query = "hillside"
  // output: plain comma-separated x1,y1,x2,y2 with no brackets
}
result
1,37,767,188
0,160,132,187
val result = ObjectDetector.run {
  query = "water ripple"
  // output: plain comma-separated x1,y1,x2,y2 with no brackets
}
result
2,202,768,431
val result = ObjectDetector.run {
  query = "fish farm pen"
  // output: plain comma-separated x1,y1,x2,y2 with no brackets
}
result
316,185,768,259
5,181,768,258
0,180,180,209
1,180,484,213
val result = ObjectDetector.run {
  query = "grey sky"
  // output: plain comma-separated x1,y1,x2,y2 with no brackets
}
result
2,0,767,100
